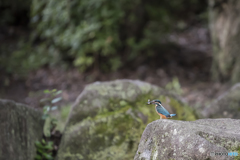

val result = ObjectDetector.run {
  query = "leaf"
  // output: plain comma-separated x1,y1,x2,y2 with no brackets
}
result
35,154,42,160
43,105,50,111
51,97,62,104
51,106,58,110
51,89,57,93
44,145,53,150
35,141,42,147
43,153,53,160
42,139,46,144
44,141,54,150
48,141,54,146
43,117,52,137
37,148,44,153
56,90,62,95
44,90,50,94
43,145,53,150
40,98,50,103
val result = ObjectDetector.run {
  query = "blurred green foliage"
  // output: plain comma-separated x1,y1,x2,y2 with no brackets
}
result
165,77,183,95
34,89,63,160
40,89,62,137
0,0,207,75
0,43,61,75
35,139,54,160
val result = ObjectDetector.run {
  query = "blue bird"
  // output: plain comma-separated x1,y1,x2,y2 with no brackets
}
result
147,99,177,119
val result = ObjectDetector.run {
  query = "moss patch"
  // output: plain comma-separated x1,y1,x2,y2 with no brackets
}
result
57,80,197,160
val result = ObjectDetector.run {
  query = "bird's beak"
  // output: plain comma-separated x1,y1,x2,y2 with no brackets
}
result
150,100,155,104
147,100,155,105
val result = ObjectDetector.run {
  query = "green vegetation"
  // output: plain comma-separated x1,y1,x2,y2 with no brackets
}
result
35,140,54,160
58,95,196,159
41,89,62,120
35,89,63,160
165,77,183,95
57,81,197,159
0,0,207,75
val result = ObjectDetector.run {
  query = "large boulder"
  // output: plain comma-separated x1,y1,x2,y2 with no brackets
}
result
0,99,44,160
202,83,240,118
134,118,240,160
57,80,196,160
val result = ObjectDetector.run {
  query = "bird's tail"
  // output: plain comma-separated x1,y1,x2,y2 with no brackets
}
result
170,114,177,117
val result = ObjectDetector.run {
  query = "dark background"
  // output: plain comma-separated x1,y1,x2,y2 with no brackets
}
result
0,0,230,108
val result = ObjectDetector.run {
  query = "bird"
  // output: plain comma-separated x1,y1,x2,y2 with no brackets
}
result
147,99,177,119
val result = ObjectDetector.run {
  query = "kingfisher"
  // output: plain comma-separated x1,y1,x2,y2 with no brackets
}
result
147,99,177,119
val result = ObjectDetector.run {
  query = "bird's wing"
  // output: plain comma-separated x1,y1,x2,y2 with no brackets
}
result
156,105,170,117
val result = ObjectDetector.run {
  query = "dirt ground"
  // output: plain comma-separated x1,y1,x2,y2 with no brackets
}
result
0,26,231,109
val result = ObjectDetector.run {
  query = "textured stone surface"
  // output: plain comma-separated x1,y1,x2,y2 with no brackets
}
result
0,99,44,160
134,118,240,160
57,80,196,160
202,83,240,118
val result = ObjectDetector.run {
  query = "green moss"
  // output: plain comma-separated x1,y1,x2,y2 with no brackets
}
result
198,132,240,159
61,108,144,159
168,97,196,121
234,147,240,160
86,95,195,158
58,81,197,160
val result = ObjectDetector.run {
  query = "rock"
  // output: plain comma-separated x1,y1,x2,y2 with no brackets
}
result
202,83,240,118
134,118,240,160
57,80,196,160
0,99,44,160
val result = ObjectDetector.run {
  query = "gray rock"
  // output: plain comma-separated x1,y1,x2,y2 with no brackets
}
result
202,83,240,118
0,99,44,160
57,80,196,160
134,118,240,160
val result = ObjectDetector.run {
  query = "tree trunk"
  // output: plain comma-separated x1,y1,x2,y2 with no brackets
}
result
209,0,240,83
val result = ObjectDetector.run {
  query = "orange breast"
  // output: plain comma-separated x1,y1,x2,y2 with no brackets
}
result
157,113,167,119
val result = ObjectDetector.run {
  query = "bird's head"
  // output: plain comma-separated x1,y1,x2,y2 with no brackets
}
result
147,99,162,106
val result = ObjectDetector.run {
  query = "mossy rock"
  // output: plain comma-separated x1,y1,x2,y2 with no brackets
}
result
134,118,240,160
57,80,196,160
201,83,240,118
0,99,44,160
